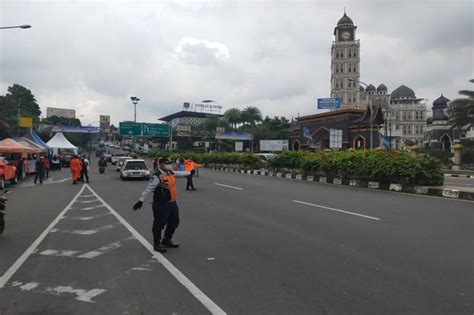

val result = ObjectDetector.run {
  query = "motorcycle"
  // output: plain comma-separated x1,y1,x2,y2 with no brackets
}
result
0,190,10,236
99,166,105,174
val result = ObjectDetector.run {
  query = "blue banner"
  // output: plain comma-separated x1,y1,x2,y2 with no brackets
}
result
317,98,341,110
215,131,252,140
52,125,99,133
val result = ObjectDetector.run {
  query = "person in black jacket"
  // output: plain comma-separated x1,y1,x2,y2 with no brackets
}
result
34,156,45,184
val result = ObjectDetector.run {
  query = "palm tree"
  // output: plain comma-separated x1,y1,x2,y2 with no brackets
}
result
241,106,262,126
448,79,474,129
223,108,242,130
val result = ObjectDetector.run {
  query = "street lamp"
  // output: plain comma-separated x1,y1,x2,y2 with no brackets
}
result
130,96,140,123
349,79,374,150
0,25,31,30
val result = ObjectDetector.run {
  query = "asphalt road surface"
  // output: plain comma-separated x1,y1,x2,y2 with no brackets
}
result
0,161,473,314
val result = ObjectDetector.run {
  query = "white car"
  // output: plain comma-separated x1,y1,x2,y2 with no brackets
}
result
116,156,133,171
120,159,150,180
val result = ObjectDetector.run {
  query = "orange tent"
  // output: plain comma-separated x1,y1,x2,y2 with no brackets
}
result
0,138,40,154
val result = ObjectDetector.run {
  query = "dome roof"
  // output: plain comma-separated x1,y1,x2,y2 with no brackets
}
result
359,85,365,92
377,83,388,91
366,84,376,92
391,85,416,99
337,13,354,26
433,94,450,107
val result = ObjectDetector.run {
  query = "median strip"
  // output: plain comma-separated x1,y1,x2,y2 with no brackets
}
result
292,200,381,221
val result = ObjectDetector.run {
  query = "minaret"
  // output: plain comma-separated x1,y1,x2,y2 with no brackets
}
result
330,11,360,109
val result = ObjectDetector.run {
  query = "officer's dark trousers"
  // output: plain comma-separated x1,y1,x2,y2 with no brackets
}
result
81,170,89,183
152,201,180,245
186,174,195,190
34,170,44,183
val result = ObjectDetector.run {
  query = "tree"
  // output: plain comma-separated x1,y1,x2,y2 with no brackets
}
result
41,115,82,126
0,84,42,138
448,79,474,129
241,106,262,126
223,108,242,130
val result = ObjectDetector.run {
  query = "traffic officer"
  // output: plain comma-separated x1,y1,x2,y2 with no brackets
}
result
133,158,186,253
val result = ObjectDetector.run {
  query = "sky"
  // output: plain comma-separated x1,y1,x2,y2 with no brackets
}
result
0,0,473,126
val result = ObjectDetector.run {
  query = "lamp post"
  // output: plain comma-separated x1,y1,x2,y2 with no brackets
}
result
0,25,31,30
349,79,373,149
130,96,140,123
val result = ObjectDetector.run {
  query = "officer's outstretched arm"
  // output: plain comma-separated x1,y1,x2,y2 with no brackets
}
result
138,175,160,202
172,171,191,178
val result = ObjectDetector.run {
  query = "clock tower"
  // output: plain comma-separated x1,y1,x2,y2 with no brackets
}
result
330,11,360,109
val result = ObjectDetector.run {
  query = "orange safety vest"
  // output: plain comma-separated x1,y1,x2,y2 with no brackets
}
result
159,173,177,202
184,160,203,172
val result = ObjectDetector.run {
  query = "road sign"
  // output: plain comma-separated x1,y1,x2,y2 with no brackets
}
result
143,123,169,137
19,117,33,128
317,98,341,110
119,122,142,136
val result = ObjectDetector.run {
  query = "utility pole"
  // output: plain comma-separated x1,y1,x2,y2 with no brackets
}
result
17,97,21,135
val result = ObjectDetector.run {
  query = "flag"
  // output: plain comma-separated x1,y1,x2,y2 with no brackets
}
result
303,126,312,140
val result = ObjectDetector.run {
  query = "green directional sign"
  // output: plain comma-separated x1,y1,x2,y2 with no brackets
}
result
143,123,169,137
119,122,142,136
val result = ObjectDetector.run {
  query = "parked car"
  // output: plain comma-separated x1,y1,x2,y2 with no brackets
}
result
116,156,133,171
120,159,150,180
0,158,17,189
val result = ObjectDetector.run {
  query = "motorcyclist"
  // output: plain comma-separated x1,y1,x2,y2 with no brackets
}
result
98,156,107,168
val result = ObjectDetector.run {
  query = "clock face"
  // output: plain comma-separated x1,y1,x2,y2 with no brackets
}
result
340,31,351,41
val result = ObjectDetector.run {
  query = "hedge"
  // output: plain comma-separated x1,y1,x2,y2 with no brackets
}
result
270,150,443,186
147,151,263,169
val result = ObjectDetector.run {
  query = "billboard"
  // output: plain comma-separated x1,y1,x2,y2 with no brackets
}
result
46,107,76,119
329,129,343,148
317,98,341,110
99,115,110,133
215,131,252,140
259,140,289,152
119,122,169,137
19,117,33,128
235,142,243,152
143,123,169,137
119,122,142,136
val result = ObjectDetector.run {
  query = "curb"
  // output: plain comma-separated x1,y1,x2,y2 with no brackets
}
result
444,174,474,179
209,167,474,202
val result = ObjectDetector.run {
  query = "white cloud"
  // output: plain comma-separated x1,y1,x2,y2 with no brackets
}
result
174,37,230,66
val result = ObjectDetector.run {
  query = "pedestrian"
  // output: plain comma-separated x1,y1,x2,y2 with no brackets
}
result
133,157,184,253
153,156,158,173
34,156,45,184
44,157,50,179
184,158,203,191
16,158,23,181
80,156,90,183
70,155,82,184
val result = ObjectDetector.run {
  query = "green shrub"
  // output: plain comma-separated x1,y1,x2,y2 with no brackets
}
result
272,150,443,186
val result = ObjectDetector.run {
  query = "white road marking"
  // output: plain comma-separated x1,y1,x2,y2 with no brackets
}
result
7,281,105,303
214,183,243,190
20,282,39,291
49,224,118,235
131,267,152,271
86,184,227,315
78,205,106,211
75,199,100,204
64,212,112,221
292,200,381,221
78,194,95,198
77,236,136,259
0,185,87,288
37,249,82,257
45,285,106,303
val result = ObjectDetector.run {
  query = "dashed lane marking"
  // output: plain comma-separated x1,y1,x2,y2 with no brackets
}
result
292,200,381,221
0,185,87,288
49,224,119,235
63,212,112,221
86,184,227,314
214,182,243,190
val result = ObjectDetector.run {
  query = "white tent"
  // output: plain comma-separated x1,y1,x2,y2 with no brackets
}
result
46,132,78,155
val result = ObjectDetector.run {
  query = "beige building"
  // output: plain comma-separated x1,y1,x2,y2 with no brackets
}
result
330,12,360,108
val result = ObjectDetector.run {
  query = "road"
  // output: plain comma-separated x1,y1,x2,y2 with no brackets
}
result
0,161,473,314
443,176,474,191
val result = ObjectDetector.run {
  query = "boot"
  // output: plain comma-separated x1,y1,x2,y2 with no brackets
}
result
153,243,167,253
162,238,179,248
